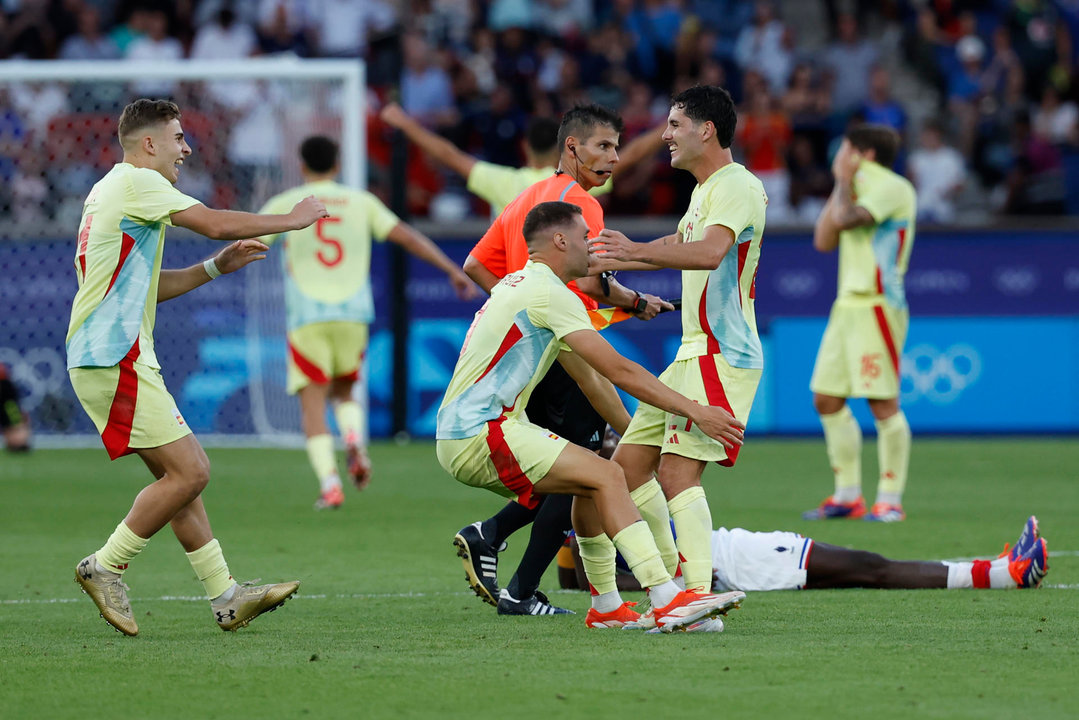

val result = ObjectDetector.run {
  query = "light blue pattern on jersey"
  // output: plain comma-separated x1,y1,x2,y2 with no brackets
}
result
284,264,374,331
66,217,159,368
872,218,909,310
435,309,555,440
704,226,763,369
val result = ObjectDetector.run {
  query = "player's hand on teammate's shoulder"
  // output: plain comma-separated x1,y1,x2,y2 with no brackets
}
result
588,228,637,262
449,270,480,301
691,404,745,449
215,239,269,274
289,195,330,229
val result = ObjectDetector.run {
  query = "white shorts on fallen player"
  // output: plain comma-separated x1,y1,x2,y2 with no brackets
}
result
711,528,813,592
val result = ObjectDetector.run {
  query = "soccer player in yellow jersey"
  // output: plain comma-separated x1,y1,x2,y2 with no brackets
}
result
259,136,477,509
436,200,747,631
803,125,917,523
589,86,768,626
379,102,666,215
69,99,329,636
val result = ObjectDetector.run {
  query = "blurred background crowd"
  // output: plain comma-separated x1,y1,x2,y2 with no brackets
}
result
2,0,1078,227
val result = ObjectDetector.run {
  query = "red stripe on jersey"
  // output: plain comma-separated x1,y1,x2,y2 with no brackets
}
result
105,231,137,297
698,355,740,467
101,341,141,460
896,227,906,263
289,342,329,384
77,214,93,279
736,241,749,308
971,559,992,589
697,282,721,355
875,266,883,295
485,413,539,509
337,370,360,383
872,305,900,376
477,323,523,383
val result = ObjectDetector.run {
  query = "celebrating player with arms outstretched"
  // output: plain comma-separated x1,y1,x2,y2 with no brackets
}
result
69,99,326,635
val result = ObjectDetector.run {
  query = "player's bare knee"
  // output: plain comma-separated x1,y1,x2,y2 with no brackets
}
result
813,394,845,415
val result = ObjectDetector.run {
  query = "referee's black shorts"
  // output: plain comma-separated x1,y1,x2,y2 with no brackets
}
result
525,361,606,451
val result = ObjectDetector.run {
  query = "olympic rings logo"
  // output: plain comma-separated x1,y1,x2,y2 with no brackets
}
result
0,346,67,413
900,343,981,405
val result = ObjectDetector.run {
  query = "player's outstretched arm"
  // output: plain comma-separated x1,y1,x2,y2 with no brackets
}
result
171,196,328,241
158,239,268,302
562,328,745,449
557,349,631,435
590,225,733,271
574,272,672,320
610,121,667,179
386,222,479,300
380,102,477,180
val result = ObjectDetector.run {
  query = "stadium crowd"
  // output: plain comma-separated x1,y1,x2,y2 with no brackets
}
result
1,0,1078,226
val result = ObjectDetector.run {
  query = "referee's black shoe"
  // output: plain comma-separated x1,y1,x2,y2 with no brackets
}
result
497,589,574,616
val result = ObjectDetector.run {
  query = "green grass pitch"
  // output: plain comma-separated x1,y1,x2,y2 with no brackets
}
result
1,438,1076,719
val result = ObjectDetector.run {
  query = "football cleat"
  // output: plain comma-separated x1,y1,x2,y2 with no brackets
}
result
314,485,345,510
652,589,745,633
75,554,138,636
585,601,640,628
496,589,574,616
1008,537,1049,589
452,521,500,606
865,502,905,522
347,445,372,491
802,495,867,520
1005,515,1040,562
686,616,725,633
623,607,657,631
213,579,300,631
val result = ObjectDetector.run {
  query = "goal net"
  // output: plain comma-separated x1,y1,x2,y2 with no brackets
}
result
0,59,365,447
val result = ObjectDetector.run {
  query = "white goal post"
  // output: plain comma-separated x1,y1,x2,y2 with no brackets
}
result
0,59,365,447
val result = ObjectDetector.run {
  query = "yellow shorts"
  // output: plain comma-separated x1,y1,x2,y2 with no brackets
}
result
287,321,368,394
69,356,191,460
620,353,761,466
810,299,908,399
436,414,569,509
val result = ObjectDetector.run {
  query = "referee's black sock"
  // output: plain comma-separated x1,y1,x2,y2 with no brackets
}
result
505,493,573,600
481,500,539,549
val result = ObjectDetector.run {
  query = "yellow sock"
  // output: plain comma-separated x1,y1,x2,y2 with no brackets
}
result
305,434,340,491
875,411,911,505
820,405,862,501
668,486,713,592
576,533,618,596
96,521,149,574
334,400,365,447
186,538,234,600
611,521,669,589
630,478,678,577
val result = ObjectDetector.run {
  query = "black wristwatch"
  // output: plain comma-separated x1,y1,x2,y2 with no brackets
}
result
627,291,648,314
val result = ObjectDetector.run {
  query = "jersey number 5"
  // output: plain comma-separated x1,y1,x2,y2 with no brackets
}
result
315,216,343,267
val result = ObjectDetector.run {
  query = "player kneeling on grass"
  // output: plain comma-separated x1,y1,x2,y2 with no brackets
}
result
435,201,746,632
559,515,1050,602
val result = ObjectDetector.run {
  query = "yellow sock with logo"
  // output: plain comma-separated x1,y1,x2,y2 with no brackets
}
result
875,411,911,505
611,520,670,590
668,486,713,592
577,533,623,612
96,521,149,574
820,405,862,502
305,434,340,492
186,538,234,600
630,478,679,577
334,400,364,447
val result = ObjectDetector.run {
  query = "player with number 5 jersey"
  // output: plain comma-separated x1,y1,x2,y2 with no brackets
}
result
259,136,477,509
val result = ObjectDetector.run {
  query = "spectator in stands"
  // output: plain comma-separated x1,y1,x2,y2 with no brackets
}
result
1032,83,1079,147
737,72,793,222
126,7,183,98
306,0,396,58
734,0,792,95
613,0,686,90
788,133,833,223
189,5,259,111
1003,109,1066,215
908,118,966,223
821,12,879,117
1006,0,1070,101
401,31,458,131
60,5,121,60
859,66,906,136
534,0,594,39
782,63,832,155
256,0,310,56
948,34,987,160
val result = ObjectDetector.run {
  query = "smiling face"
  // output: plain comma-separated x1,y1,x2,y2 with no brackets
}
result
663,105,705,171
147,118,191,184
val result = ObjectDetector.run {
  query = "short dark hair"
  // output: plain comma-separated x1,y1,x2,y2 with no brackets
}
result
522,201,583,246
845,124,901,168
526,117,560,155
300,135,339,173
556,104,624,152
671,85,737,149
118,98,180,147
